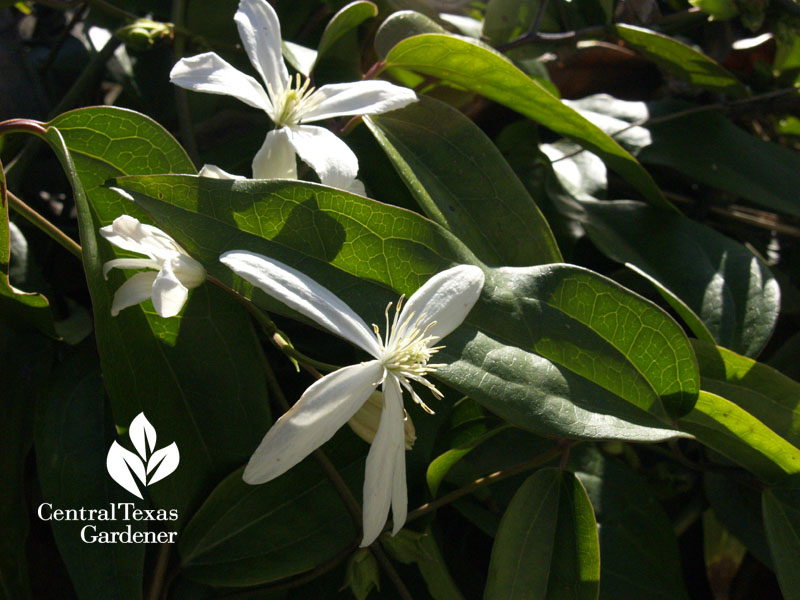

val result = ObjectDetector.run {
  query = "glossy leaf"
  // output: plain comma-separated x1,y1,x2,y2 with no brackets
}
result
484,468,600,600
366,95,561,267
484,0,556,45
374,10,447,60
318,1,377,63
114,175,699,441
692,339,800,450
763,489,800,600
44,107,271,524
578,199,779,357
639,102,800,218
0,160,58,337
35,345,145,600
678,391,800,483
571,446,689,600
179,434,361,587
383,34,672,210
615,25,747,96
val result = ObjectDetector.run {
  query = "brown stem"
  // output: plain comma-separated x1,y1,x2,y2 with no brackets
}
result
7,190,82,259
372,543,414,600
145,542,171,600
171,0,200,166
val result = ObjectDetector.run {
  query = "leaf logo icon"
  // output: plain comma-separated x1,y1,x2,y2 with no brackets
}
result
106,413,180,499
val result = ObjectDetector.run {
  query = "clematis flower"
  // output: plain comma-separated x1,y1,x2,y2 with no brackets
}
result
219,250,484,546
100,215,206,318
170,0,417,189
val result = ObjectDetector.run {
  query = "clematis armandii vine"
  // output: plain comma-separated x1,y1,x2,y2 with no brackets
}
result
100,215,206,318
170,0,417,191
219,250,484,546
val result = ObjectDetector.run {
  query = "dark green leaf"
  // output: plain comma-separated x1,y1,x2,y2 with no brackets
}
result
571,446,690,600
366,95,562,267
44,108,271,524
638,102,800,218
0,326,52,600
114,176,699,440
678,391,800,483
317,1,378,63
689,0,739,20
578,199,779,357
384,34,673,210
615,25,747,96
35,345,145,600
703,509,747,599
763,488,800,600
692,339,800,450
427,426,508,497
179,434,361,587
484,0,558,45
484,468,600,600
374,10,447,60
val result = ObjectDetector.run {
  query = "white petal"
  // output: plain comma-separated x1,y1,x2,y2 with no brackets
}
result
283,40,317,77
286,124,358,186
243,361,383,483
129,412,157,458
198,164,246,179
102,258,162,279
111,271,158,316
100,215,183,262
252,128,297,179
299,81,417,123
319,169,366,195
391,426,407,534
151,261,190,318
170,52,272,114
361,374,405,547
234,0,288,91
399,265,485,343
220,250,381,356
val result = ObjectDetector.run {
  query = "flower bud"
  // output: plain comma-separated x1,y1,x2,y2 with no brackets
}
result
348,391,416,450
116,19,174,51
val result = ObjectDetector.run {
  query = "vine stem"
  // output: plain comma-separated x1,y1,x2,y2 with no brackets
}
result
405,446,564,523
171,0,200,166
6,190,82,259
145,543,171,600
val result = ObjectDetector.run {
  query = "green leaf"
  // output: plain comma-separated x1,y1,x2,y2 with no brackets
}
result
703,509,746,599
578,199,779,357
43,107,271,524
178,435,361,587
484,0,557,45
317,1,378,63
345,549,380,600
571,446,689,600
615,25,747,96
0,160,58,337
763,489,800,600
484,468,600,600
692,339,800,451
689,0,739,20
383,34,673,210
0,326,52,600
374,10,447,60
366,95,562,267
35,344,145,600
114,176,700,441
678,391,800,482
638,102,800,218
427,426,508,497
382,529,467,600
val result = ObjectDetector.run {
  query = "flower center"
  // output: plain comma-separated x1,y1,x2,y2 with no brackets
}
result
267,73,324,127
374,297,445,413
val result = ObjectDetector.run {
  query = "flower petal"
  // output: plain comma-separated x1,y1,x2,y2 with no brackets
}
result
151,260,190,318
198,164,245,179
220,250,381,357
399,265,485,342
170,52,272,114
285,124,358,186
103,258,162,279
299,81,417,122
243,361,383,483
391,426,408,535
361,374,405,546
234,0,288,92
100,215,183,262
110,271,157,316
252,128,297,179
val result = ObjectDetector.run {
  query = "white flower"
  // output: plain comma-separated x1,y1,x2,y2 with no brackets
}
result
170,0,417,189
219,250,484,546
198,162,367,196
100,215,206,318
